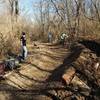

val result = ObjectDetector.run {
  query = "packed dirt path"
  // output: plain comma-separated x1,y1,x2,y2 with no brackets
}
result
0,42,69,100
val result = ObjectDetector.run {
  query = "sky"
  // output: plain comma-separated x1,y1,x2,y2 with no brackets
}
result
0,0,93,22
0,0,41,21
19,0,40,21
19,0,92,18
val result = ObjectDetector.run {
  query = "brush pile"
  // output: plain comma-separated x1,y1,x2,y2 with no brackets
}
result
47,41,100,100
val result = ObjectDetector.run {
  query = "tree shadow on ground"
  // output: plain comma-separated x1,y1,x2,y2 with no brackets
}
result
46,45,84,82
24,61,52,73
0,83,70,100
1,41,100,100
1,44,99,100
45,43,100,100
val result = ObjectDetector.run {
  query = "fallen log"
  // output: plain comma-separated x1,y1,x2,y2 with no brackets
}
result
62,43,100,98
71,43,100,87
62,67,76,85
71,75,91,96
62,66,91,96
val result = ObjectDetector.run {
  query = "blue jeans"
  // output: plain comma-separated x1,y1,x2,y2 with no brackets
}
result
21,46,27,59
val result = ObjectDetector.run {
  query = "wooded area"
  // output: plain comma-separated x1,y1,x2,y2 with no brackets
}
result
0,0,100,100
0,0,99,56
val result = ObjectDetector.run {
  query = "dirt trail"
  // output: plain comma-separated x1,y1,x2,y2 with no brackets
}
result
0,43,68,100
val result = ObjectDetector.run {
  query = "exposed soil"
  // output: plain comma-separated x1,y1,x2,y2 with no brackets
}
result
0,42,69,100
0,40,100,100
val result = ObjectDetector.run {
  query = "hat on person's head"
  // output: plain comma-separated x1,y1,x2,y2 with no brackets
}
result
22,32,25,35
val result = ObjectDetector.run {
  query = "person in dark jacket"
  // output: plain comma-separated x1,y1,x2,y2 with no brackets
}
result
20,32,27,60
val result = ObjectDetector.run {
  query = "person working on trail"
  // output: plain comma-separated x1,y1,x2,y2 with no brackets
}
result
20,32,27,60
60,33,66,46
48,32,52,43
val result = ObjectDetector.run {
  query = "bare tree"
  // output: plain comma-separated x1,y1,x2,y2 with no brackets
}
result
91,0,100,22
33,0,100,41
4,0,19,32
